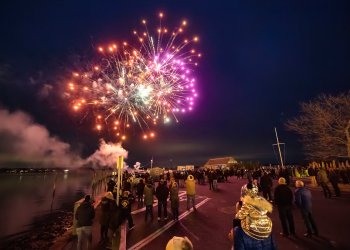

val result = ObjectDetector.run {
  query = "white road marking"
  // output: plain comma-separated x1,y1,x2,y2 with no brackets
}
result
128,197,211,250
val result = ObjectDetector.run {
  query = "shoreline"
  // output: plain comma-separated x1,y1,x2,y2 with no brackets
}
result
0,210,73,250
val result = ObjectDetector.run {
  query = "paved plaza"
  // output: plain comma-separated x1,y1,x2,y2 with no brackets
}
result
55,177,350,250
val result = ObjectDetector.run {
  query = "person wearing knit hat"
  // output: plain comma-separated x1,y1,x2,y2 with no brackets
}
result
185,175,196,211
274,177,295,237
166,236,193,250
234,184,276,249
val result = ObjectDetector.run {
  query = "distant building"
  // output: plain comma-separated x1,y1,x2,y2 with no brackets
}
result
204,157,237,170
177,165,195,171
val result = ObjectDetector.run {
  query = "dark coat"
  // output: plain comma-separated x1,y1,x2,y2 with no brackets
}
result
99,197,114,226
156,183,169,201
109,203,123,232
274,184,293,207
120,193,134,212
107,179,116,192
75,201,95,227
136,181,145,196
260,174,273,189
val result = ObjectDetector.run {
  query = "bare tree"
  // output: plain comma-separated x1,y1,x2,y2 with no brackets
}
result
286,92,350,160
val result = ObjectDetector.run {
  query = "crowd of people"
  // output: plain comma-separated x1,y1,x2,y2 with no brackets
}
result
228,176,321,250
74,162,350,249
74,170,198,249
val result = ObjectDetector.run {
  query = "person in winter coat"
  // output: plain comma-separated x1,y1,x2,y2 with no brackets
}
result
307,166,317,187
75,195,95,250
108,200,123,245
119,190,135,230
274,177,295,237
208,170,214,190
295,180,319,237
260,172,273,201
170,182,180,220
144,181,155,221
234,185,276,250
186,175,196,210
99,192,114,242
156,179,169,221
107,179,116,192
136,179,145,205
329,169,341,197
317,166,332,198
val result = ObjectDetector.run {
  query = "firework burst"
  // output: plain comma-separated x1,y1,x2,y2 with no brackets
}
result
66,12,201,141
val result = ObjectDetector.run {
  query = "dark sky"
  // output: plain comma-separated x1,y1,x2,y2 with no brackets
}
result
0,0,349,167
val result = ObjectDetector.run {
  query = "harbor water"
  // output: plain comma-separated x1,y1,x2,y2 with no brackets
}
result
0,169,107,240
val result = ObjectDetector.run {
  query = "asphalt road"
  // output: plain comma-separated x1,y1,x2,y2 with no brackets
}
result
126,177,350,250
58,176,350,250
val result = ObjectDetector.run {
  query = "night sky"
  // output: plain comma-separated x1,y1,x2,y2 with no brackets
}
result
0,0,349,167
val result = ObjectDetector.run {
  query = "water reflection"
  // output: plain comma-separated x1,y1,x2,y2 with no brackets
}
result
0,169,107,239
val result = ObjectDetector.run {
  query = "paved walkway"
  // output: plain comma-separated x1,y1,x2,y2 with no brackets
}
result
51,177,350,250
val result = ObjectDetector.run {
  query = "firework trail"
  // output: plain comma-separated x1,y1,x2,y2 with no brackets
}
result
66,12,201,140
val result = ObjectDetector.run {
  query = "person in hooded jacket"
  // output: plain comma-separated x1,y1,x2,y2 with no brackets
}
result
120,190,135,230
170,182,180,220
75,195,95,250
186,175,196,210
234,185,276,250
99,192,115,242
144,181,155,221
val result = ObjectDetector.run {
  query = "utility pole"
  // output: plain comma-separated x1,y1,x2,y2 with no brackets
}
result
274,127,285,167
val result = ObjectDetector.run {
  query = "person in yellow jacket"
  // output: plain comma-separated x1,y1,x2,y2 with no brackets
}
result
185,175,196,211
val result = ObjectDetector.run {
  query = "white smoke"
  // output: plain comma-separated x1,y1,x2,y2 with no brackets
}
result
0,108,129,168
0,109,83,167
134,162,141,170
86,139,128,168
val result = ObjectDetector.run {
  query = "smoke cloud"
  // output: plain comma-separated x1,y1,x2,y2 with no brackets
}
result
0,109,129,168
86,139,128,168
0,109,83,167
134,162,141,169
